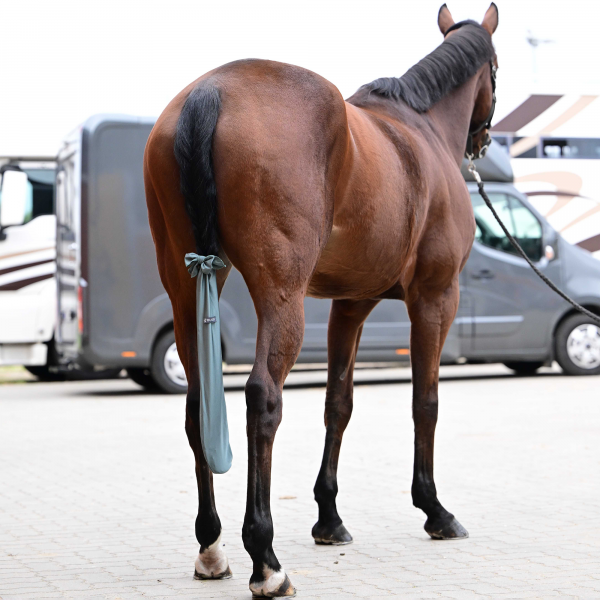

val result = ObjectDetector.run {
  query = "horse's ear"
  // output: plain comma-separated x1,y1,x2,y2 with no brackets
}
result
438,4,455,35
481,2,499,35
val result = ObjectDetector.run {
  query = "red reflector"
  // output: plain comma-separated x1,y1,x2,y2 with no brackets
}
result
77,286,84,334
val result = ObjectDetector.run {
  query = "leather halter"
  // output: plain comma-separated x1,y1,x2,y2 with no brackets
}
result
465,61,497,160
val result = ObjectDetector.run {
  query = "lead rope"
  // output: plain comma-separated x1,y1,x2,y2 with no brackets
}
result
467,160,600,326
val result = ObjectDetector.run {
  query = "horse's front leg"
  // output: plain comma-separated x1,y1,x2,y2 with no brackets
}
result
406,279,469,540
312,298,379,545
242,293,304,598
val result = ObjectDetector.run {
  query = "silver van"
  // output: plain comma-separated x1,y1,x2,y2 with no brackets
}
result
54,115,600,392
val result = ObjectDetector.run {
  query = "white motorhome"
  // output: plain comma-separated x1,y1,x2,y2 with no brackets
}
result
0,159,57,376
492,94,600,260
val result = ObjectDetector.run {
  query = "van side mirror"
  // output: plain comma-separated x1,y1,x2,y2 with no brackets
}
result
0,170,32,233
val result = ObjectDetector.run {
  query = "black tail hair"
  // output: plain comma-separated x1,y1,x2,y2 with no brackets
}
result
174,83,221,256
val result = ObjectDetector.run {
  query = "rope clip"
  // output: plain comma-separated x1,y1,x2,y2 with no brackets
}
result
466,156,482,184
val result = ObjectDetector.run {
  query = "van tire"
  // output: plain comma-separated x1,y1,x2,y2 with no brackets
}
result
555,313,600,376
503,361,544,375
127,367,159,391
25,365,67,382
150,330,188,394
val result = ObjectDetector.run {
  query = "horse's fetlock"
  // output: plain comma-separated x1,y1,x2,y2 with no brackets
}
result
195,512,222,550
412,479,438,510
242,515,274,558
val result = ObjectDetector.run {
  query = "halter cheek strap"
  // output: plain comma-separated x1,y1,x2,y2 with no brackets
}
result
466,61,497,160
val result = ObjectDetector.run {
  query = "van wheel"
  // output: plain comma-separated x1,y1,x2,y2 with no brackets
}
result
555,314,600,376
150,330,188,394
127,367,158,391
503,361,544,375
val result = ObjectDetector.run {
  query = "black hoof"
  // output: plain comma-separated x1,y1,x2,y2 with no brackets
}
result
312,521,353,545
425,515,469,540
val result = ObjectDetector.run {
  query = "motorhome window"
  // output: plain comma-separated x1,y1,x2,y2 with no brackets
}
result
542,138,600,159
470,192,542,262
512,137,539,158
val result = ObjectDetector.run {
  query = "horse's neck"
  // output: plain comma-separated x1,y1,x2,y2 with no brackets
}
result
428,77,479,166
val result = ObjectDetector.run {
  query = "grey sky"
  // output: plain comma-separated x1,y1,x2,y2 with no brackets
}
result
2,0,598,156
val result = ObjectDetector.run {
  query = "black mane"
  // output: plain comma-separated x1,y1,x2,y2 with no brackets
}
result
360,21,495,113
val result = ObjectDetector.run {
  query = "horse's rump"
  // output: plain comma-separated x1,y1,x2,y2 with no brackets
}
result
170,60,349,292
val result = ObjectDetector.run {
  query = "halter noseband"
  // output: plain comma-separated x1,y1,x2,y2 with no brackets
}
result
444,22,497,160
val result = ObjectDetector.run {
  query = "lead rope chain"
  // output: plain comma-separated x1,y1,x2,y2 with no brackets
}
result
467,159,600,326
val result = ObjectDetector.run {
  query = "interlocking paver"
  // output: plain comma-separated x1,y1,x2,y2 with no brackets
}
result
1,364,600,599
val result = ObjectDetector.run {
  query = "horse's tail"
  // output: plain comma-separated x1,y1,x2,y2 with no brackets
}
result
174,82,221,256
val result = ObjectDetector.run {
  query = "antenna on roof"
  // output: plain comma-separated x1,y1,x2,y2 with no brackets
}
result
526,30,555,85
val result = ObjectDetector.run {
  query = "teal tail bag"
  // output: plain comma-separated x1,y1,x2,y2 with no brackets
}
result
184,253,233,474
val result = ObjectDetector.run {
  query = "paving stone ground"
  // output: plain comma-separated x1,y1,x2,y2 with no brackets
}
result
1,364,600,599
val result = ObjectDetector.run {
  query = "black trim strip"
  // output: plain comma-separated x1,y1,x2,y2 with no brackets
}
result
0,258,54,277
0,273,53,291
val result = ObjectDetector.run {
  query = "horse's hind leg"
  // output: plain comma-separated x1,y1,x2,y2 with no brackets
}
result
144,167,233,578
312,299,379,545
241,288,307,598
406,278,469,540
175,270,234,579
186,387,232,580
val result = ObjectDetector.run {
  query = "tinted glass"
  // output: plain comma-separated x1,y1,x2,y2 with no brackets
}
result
509,196,543,261
471,193,543,261
542,138,600,159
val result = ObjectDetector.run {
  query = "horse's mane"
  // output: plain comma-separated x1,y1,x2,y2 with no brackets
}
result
360,21,495,113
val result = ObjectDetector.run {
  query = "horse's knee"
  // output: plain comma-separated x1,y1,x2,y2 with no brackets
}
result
324,391,353,431
412,390,439,425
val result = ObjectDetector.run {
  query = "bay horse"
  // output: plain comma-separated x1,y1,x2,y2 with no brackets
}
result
144,3,499,596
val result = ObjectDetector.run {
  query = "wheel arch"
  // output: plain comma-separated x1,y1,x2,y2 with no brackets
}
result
148,321,228,364
552,304,600,339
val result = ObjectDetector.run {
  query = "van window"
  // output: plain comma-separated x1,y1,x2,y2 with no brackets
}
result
471,192,543,262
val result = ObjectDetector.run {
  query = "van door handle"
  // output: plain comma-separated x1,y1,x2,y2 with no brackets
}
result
472,269,494,280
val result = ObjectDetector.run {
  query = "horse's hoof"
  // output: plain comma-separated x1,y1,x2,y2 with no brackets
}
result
312,521,353,545
194,565,232,580
250,568,296,598
425,515,469,540
193,534,232,579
